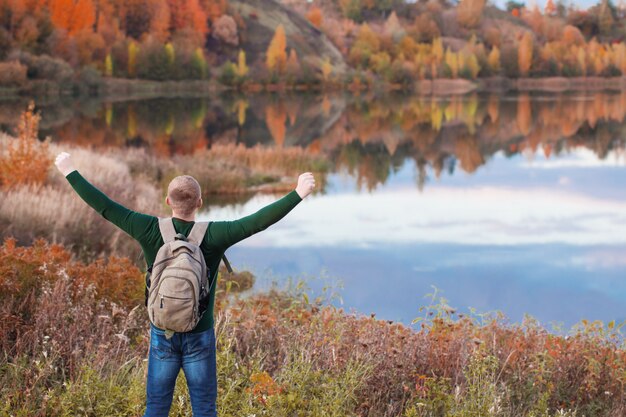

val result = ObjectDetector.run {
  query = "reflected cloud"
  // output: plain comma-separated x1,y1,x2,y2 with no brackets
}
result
204,186,626,247
569,249,626,269
522,148,626,169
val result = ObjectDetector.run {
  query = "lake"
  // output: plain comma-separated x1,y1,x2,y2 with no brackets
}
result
2,91,625,328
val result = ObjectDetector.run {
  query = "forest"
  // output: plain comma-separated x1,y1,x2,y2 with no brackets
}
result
2,0,626,90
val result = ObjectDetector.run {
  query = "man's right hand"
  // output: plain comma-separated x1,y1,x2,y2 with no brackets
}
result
55,152,77,177
295,172,315,199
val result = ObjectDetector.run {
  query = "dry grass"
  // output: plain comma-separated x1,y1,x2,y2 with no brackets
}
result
1,240,624,417
0,137,163,260
0,241,626,417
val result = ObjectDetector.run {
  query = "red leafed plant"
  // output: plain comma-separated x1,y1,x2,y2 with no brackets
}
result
0,102,52,189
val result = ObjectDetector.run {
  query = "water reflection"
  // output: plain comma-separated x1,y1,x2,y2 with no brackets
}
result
1,92,625,192
202,151,626,328
2,92,625,326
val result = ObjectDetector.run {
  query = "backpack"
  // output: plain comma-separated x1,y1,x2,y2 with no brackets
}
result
146,218,230,333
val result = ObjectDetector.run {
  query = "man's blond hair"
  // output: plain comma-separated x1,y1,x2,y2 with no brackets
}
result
167,175,201,217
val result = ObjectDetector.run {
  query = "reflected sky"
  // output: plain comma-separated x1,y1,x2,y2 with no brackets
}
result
201,147,626,328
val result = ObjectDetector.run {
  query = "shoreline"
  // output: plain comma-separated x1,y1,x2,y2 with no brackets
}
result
3,76,626,101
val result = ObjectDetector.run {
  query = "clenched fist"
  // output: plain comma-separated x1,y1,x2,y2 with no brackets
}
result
55,152,76,177
295,172,316,199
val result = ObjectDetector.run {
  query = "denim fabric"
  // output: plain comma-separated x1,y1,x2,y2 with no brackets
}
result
144,325,217,417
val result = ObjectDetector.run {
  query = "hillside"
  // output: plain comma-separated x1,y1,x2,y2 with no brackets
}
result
1,0,626,91
230,0,347,73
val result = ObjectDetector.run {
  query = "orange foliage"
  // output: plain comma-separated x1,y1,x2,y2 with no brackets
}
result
562,25,584,46
518,31,533,76
457,0,485,28
168,0,208,35
0,238,143,308
306,6,323,29
49,0,96,35
0,102,51,190
265,102,288,146
201,0,228,21
247,371,283,404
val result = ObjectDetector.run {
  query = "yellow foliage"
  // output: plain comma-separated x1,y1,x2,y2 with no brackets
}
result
165,42,175,66
104,53,113,77
444,48,458,78
128,41,138,77
236,99,248,126
432,38,444,63
488,46,501,73
266,24,288,74
465,52,480,78
321,58,333,81
237,49,249,78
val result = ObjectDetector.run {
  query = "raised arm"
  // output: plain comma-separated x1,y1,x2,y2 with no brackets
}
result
55,152,155,241
211,172,315,249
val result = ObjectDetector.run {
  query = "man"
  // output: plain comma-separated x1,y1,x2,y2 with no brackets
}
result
54,151,315,417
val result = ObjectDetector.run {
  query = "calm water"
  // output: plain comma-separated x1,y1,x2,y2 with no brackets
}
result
3,92,625,328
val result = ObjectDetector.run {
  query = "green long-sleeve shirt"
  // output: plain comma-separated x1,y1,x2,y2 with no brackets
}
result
66,170,302,332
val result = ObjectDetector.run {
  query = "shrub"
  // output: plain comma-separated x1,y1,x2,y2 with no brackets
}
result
136,41,173,81
75,65,104,95
8,51,74,82
0,61,28,87
219,61,239,86
0,102,51,189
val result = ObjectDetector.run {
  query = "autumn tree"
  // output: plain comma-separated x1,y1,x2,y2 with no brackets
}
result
598,0,615,37
306,6,323,29
213,14,238,46
285,48,301,79
488,46,501,73
168,0,208,37
457,0,486,28
562,25,584,46
545,0,556,16
518,32,533,76
613,43,626,74
464,52,480,78
266,24,287,74
128,41,139,77
321,58,333,82
348,24,381,68
105,53,113,76
49,0,96,35
444,48,458,78
237,49,248,77
265,102,287,146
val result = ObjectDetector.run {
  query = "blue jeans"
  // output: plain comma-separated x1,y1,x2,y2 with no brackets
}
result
144,325,217,417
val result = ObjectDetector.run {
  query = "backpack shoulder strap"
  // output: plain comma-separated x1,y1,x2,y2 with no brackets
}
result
158,217,177,243
187,221,209,245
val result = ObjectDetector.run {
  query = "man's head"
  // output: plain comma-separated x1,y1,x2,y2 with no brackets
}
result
166,175,202,218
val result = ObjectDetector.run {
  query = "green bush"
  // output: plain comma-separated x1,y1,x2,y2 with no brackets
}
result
7,51,74,82
56,362,145,417
136,43,173,81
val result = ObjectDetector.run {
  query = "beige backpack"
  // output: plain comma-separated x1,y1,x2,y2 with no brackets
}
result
147,218,211,333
